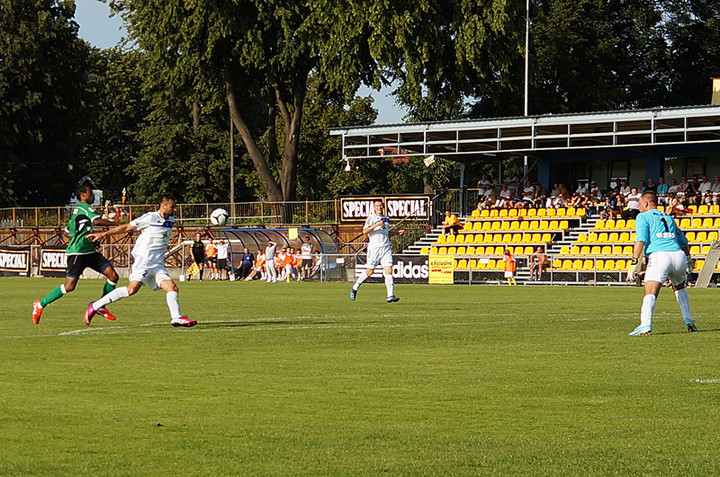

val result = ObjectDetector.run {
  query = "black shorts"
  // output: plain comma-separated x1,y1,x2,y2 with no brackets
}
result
218,258,227,270
301,259,312,269
192,253,205,264
66,252,112,278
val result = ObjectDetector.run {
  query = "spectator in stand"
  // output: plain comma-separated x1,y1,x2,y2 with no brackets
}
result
667,192,685,216
622,187,642,220
575,182,589,196
711,176,720,204
238,247,255,279
702,190,714,206
441,210,463,235
637,180,646,193
545,183,560,208
216,238,229,280
668,178,681,195
687,175,701,204
532,184,547,209
205,239,218,280
619,180,631,197
698,174,712,196
520,180,535,208
656,177,669,204
529,246,550,281
503,249,517,286
552,184,571,208
599,194,618,220
496,183,512,208
645,178,657,193
503,172,519,196
589,181,603,204
477,173,493,201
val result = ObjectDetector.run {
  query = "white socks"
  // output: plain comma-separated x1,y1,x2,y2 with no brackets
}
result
352,270,370,291
384,272,394,298
675,288,692,321
166,291,181,319
640,294,656,327
93,286,129,309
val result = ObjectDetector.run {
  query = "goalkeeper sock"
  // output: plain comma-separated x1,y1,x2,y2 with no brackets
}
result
40,285,67,307
166,291,181,319
640,294,656,327
102,279,117,297
353,270,369,291
674,288,692,321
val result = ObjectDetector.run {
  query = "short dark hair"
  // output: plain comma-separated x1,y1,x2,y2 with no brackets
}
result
641,190,658,205
159,194,175,204
76,183,92,197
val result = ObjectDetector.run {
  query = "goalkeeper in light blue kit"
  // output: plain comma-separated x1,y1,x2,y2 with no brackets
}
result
628,190,697,335
350,199,400,303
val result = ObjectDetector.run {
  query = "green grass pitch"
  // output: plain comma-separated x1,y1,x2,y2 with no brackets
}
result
2,277,720,475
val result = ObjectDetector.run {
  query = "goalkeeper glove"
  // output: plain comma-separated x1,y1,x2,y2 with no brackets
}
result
687,257,696,274
630,258,638,266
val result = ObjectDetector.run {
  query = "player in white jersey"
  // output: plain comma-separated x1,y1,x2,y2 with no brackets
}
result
85,195,197,328
350,200,400,303
628,190,697,336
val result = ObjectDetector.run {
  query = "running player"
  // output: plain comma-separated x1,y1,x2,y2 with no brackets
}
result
85,194,196,328
628,190,697,336
349,199,400,303
32,183,120,324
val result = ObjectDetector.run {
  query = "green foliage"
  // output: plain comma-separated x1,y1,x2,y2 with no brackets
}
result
0,0,89,206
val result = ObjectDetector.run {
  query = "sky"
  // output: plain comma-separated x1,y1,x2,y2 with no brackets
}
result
73,0,406,124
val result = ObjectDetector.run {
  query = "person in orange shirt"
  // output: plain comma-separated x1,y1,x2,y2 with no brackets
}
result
283,248,296,281
205,240,218,280
503,248,517,286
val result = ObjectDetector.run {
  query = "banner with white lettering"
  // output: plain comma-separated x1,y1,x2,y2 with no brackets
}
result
355,254,429,284
341,195,431,222
40,247,68,277
0,246,31,276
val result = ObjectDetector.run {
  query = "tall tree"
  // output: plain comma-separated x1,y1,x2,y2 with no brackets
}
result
0,0,88,206
111,0,377,202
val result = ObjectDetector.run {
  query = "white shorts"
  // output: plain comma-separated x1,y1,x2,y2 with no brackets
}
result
129,258,172,291
367,245,393,268
644,250,687,286
504,271,514,278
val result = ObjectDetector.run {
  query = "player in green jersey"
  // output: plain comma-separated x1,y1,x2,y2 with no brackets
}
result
32,183,121,324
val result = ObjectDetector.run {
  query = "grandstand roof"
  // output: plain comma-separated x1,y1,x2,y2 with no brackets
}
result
330,105,720,162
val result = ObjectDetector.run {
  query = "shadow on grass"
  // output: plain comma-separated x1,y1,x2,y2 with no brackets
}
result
198,320,336,329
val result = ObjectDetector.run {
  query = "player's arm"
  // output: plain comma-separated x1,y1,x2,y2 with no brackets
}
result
88,223,138,242
92,217,118,228
632,241,645,263
362,219,386,235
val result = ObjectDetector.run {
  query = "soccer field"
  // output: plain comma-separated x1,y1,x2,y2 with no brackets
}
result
2,278,720,475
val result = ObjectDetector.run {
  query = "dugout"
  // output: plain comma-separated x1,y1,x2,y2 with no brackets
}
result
220,228,340,279
331,105,720,214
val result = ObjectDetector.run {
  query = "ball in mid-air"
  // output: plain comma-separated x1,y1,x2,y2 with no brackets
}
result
209,208,229,226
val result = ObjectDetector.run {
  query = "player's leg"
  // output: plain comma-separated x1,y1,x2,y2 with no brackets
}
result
351,250,376,300
669,254,696,331
93,262,120,321
158,277,196,327
381,251,399,302
33,254,87,323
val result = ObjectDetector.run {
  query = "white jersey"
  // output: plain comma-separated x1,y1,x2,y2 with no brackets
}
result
301,242,313,259
364,212,391,249
216,242,229,260
130,211,174,265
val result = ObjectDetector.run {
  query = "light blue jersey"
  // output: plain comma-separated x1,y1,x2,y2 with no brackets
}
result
635,208,688,255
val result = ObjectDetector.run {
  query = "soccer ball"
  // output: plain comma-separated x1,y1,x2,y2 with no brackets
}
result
209,208,229,226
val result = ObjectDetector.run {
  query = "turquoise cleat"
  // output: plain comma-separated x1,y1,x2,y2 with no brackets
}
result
628,324,652,336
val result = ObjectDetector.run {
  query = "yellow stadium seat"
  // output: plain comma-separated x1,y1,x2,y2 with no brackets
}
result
475,260,486,270
421,247,429,255
480,209,490,217
690,245,700,255
512,233,522,243
591,246,601,255
471,209,480,218
500,221,510,231
482,221,492,230
463,222,473,232
495,246,505,254
691,218,702,228
619,232,630,242
559,220,569,230
627,219,636,228
439,247,447,254
714,218,720,228
601,246,611,255
556,208,567,217
501,233,512,242
615,259,626,270
530,233,541,243
560,259,573,270
612,245,623,255
541,233,551,243
490,209,499,217
430,247,438,254
709,231,719,241
510,221,520,231
546,208,556,217
491,222,501,231
702,245,710,254
455,259,466,269
473,222,483,231
658,205,665,212
699,205,709,215
615,219,626,229
437,235,447,244
685,231,696,242
608,232,619,242
483,234,494,244
487,259,498,270
605,219,615,229
475,246,484,254
529,221,540,230
577,233,587,243
537,208,547,217
712,205,720,214
604,259,615,270
560,246,570,255
518,209,527,217
588,232,599,242
467,246,475,254
527,209,537,217
499,209,508,218
509,208,518,217
702,218,713,228
697,231,708,242
597,233,608,242
524,246,534,254
572,259,583,270
549,221,559,230
580,246,591,255
583,260,595,270
687,205,697,214
680,218,691,228
630,232,636,241
520,221,530,230
448,247,456,254
446,235,456,244
456,247,466,254
623,245,632,254
571,246,581,255
538,221,549,230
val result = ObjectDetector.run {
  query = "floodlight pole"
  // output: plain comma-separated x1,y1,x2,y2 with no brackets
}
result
523,0,530,182
230,114,235,223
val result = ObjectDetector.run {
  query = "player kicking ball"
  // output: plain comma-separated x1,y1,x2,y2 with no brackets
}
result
628,190,697,336
350,199,400,303
32,183,120,324
86,194,196,328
